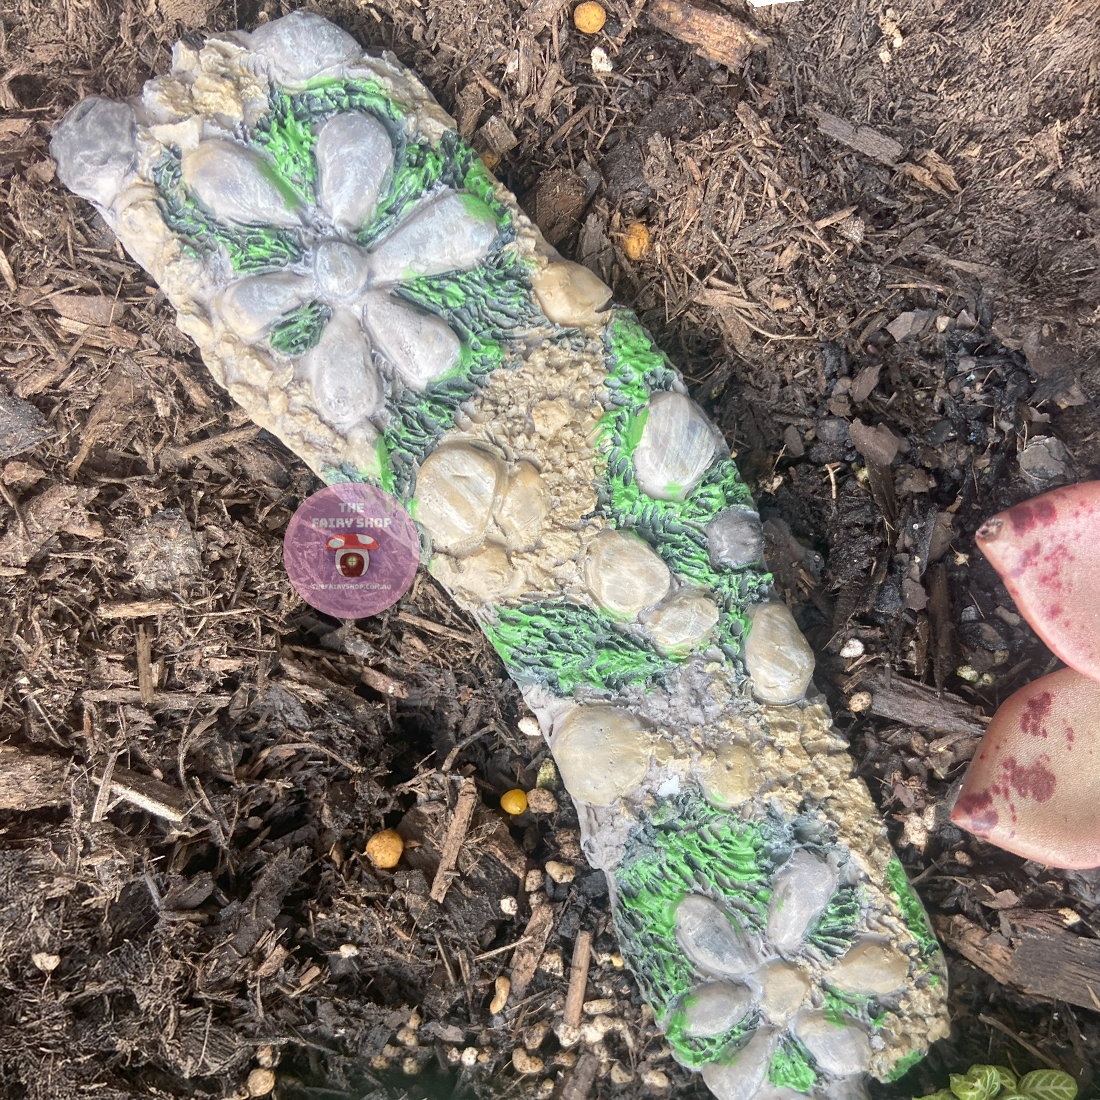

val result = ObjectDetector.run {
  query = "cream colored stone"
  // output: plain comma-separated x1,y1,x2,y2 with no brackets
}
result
792,1011,872,1075
532,261,611,328
413,444,502,553
583,530,670,620
433,545,523,603
828,937,910,996
497,462,549,549
696,741,760,809
643,590,719,655
743,602,815,704
767,850,838,952
532,398,574,437
552,705,652,805
633,392,722,502
756,960,810,1025
682,980,753,1038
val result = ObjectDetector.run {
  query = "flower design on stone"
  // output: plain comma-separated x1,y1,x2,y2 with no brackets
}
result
187,111,499,436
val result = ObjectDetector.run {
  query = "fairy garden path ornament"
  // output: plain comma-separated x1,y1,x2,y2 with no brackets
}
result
52,13,950,1096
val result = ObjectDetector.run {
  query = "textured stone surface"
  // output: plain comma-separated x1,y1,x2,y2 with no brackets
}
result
756,960,811,1025
530,261,611,327
632,392,723,502
552,706,652,805
828,937,910,996
700,1027,776,1100
793,1011,873,1075
743,602,816,704
682,980,753,1038
643,590,720,655
583,529,671,619
675,895,761,979
707,506,765,569
766,850,839,952
412,444,502,553
695,742,760,809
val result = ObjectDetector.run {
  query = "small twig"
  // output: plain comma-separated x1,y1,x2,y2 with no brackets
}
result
430,777,479,903
435,933,458,985
91,751,118,823
564,930,593,1029
978,1013,1061,1069
474,936,532,962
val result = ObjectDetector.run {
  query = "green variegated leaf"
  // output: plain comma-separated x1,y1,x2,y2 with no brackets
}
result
952,1075,991,1100
1019,1070,1078,1100
993,1069,1019,1093
919,1090,956,1100
967,1066,1005,1098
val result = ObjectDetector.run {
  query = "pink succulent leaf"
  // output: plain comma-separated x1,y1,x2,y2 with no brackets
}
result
975,481,1100,681
951,667,1100,869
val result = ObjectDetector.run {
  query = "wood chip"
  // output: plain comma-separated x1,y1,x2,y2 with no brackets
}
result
137,624,155,707
47,293,126,327
96,599,179,619
360,666,409,699
430,777,480,903
96,765,187,823
860,671,988,738
938,913,1100,1013
564,930,593,1028
508,899,555,999
810,107,905,166
0,746,70,811
82,688,231,710
647,0,769,69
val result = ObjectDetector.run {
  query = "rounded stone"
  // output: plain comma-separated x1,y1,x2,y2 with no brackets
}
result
496,462,550,550
218,273,310,339
642,590,719,656
707,506,765,570
301,310,383,430
50,97,137,208
756,960,810,1025
792,1011,872,1075
632,392,722,502
827,936,910,996
696,742,760,809
437,544,523,603
681,980,753,1039
674,894,760,979
766,850,838,953
531,261,612,328
413,444,503,554
368,191,497,284
313,240,371,301
363,291,461,391
181,140,302,229
700,1027,777,1100
583,530,670,620
552,705,651,805
315,111,394,231
249,11,361,85
743,602,815,705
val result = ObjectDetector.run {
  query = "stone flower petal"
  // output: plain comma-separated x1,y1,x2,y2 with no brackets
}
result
362,291,461,391
300,309,383,430
633,391,724,502
181,140,302,229
316,112,394,232
218,272,313,340
249,11,361,85
368,190,497,284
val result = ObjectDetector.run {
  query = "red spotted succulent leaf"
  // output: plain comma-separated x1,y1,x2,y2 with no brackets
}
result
951,667,1100,869
975,482,1100,681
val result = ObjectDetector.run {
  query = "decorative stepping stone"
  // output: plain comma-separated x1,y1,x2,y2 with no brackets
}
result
51,13,949,1095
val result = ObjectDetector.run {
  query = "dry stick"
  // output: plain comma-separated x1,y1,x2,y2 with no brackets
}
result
430,777,479,903
564,930,593,1029
137,624,155,707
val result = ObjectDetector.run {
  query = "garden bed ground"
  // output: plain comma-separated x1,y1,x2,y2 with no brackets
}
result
0,0,1099,1097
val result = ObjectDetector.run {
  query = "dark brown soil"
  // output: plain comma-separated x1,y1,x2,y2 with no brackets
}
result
1,0,1099,1098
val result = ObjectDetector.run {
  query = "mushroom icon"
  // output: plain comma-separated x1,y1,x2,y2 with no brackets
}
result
326,532,379,578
